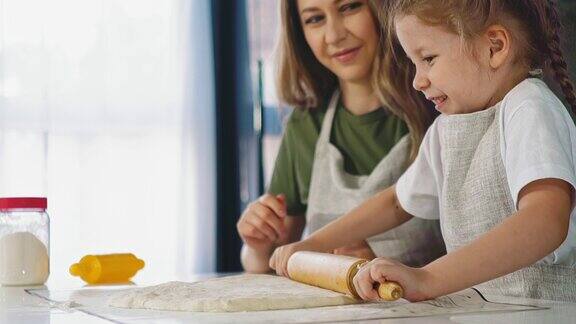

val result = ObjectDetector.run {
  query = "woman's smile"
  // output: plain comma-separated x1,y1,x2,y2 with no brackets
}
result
332,46,362,64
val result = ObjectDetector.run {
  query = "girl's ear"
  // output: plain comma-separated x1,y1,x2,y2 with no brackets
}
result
484,24,511,69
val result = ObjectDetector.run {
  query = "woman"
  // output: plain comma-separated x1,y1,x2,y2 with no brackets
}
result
237,0,445,273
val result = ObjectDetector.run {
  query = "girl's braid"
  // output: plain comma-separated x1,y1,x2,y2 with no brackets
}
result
544,0,576,112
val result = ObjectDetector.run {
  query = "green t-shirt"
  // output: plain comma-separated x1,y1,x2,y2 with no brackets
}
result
268,100,409,216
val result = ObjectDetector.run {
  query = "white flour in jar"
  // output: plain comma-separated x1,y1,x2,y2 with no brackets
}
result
0,232,49,286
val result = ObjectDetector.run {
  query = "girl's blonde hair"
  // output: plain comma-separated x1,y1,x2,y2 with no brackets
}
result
389,0,576,113
276,0,434,161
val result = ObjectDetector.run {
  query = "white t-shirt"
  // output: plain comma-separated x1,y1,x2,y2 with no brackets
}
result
396,78,576,266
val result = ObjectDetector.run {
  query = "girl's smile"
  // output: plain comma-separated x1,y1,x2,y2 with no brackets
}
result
394,14,519,115
427,95,448,111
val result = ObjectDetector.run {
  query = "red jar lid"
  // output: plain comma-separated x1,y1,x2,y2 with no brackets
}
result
0,197,47,211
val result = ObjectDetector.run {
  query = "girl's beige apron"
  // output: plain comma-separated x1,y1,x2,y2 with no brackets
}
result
305,91,446,267
439,106,576,301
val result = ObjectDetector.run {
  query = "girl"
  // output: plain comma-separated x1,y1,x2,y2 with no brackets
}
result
237,0,446,273
270,0,576,302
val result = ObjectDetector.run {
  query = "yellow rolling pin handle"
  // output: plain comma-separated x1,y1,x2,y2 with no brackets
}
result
377,281,404,301
70,253,145,284
287,251,403,301
352,260,404,301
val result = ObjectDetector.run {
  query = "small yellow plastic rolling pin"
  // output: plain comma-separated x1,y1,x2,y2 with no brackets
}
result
69,253,145,284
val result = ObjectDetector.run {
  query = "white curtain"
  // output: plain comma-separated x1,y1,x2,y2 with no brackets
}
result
0,0,215,285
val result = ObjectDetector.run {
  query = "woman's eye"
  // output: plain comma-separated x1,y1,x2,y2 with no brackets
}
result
304,15,324,25
423,56,436,65
340,1,363,12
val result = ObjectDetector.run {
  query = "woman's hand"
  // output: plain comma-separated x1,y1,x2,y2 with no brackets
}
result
333,240,376,260
269,239,324,277
353,257,437,302
237,194,288,254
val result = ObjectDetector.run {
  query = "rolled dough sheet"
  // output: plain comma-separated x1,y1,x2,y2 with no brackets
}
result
108,274,358,312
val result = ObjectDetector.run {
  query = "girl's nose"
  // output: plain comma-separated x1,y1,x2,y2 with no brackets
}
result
325,17,347,45
412,69,430,91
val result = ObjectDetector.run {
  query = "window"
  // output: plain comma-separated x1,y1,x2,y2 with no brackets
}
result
0,0,215,284
246,0,288,186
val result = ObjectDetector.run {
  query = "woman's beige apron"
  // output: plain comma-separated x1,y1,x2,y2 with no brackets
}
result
439,106,576,301
305,91,446,267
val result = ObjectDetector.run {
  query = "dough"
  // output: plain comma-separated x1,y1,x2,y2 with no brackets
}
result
108,274,358,312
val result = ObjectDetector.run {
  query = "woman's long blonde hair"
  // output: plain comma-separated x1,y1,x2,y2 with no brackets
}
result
276,0,434,161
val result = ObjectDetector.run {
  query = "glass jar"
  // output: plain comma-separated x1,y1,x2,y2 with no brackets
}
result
0,197,50,286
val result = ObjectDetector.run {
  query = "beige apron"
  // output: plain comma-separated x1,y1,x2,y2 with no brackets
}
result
305,91,446,267
439,105,576,301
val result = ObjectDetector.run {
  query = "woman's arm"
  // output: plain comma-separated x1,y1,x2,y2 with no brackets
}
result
241,215,306,273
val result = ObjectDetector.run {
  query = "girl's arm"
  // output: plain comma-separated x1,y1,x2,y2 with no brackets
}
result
354,178,572,301
423,178,572,298
310,185,413,251
269,185,414,276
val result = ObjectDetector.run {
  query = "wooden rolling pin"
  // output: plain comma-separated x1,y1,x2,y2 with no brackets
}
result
287,251,403,301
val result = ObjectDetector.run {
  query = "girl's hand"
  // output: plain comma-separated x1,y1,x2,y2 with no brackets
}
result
333,240,376,260
269,239,322,277
353,257,437,302
237,194,288,254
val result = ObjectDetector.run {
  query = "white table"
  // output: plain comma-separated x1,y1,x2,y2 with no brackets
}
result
1,285,102,324
0,273,218,324
2,278,576,324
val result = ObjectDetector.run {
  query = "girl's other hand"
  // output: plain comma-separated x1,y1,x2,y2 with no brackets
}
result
333,240,376,260
237,194,288,253
269,239,323,277
353,257,437,302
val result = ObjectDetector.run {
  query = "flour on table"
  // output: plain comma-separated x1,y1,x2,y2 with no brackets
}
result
0,232,49,286
108,274,358,312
